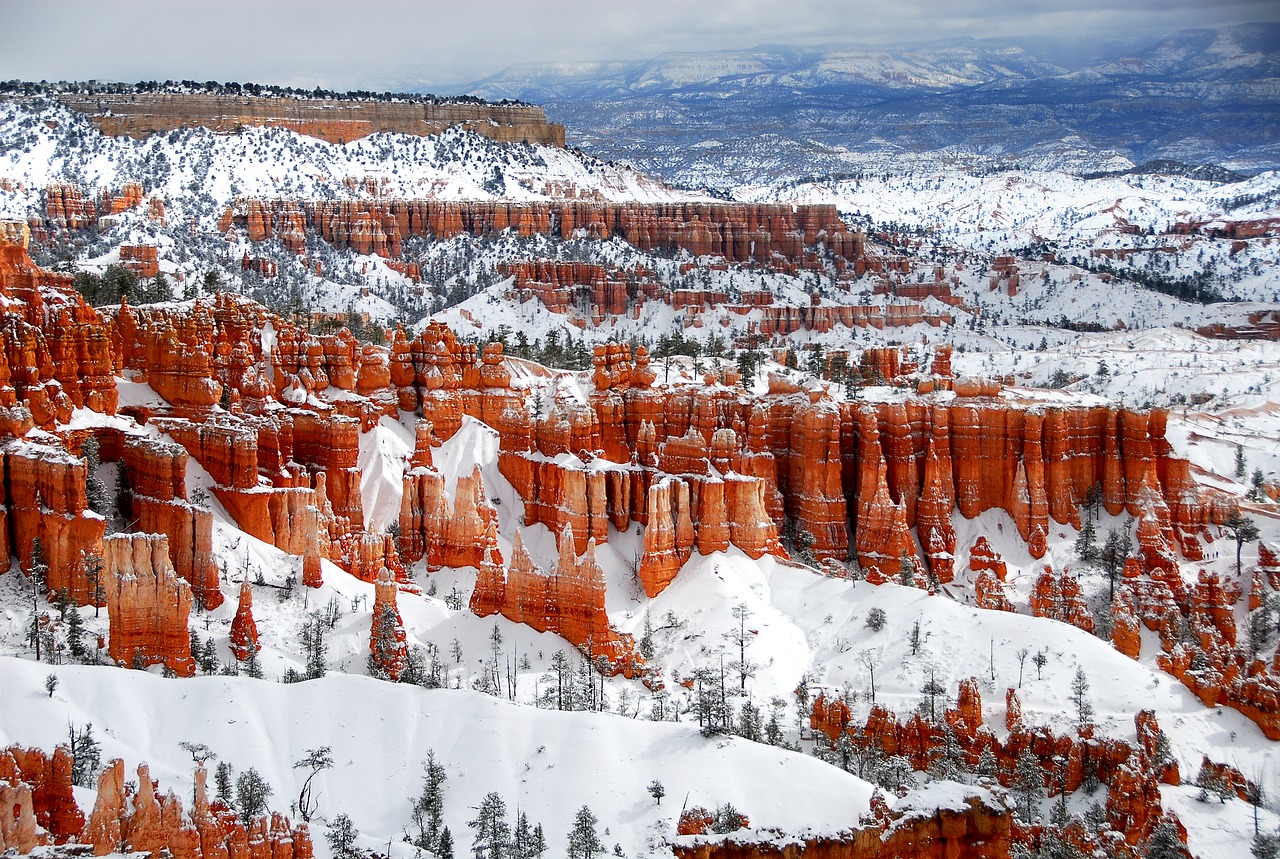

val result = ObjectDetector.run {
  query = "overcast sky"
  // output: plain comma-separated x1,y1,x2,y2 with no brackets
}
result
3,0,1276,91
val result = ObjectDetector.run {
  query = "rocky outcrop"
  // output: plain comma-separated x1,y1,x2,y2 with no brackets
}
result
228,580,260,662
58,91,565,147
103,533,194,676
0,745,83,847
471,527,642,675
369,568,408,681
220,199,854,268
79,757,312,859
671,788,1014,859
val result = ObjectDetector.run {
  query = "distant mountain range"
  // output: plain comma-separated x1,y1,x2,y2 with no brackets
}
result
454,23,1280,187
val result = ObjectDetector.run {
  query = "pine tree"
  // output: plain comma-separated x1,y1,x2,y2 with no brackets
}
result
83,436,112,516
1143,821,1189,859
929,725,965,781
411,750,448,851
325,813,357,858
909,620,923,656
528,823,546,858
737,698,762,742
567,805,605,858
301,612,327,679
242,646,264,679
83,551,105,618
28,538,50,661
647,780,665,805
1012,750,1043,822
235,768,272,824
199,637,221,674
1253,833,1280,859
469,791,510,859
292,747,332,822
66,605,85,660
67,722,101,787
1070,667,1094,726
1074,519,1099,565
919,667,945,720
1100,527,1130,602
727,602,756,693
977,747,999,779
1236,444,1248,479
1225,509,1261,579
214,761,235,806
437,826,455,859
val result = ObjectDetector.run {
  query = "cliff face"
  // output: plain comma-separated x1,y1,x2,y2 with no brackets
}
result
57,92,565,147
102,533,194,676
671,790,1015,859
218,199,854,268
0,238,1261,747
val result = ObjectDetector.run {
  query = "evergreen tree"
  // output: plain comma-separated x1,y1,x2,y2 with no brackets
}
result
737,698,762,742
67,722,101,787
929,725,965,781
528,824,546,858
84,552,105,617
1253,833,1280,859
66,605,86,660
199,637,221,674
411,750,448,852
977,747,999,779
302,612,328,679
647,780,665,806
242,646,264,679
214,761,235,806
727,602,756,693
765,697,786,746
1070,667,1094,726
437,826,455,859
82,436,112,516
567,805,605,858
1074,519,1099,565
235,768,272,824
292,747,332,822
1143,821,1189,859
1100,527,1130,601
469,791,510,859
1236,444,1248,479
1012,750,1043,821
325,813,357,858
919,667,945,720
899,553,917,587
1225,509,1261,579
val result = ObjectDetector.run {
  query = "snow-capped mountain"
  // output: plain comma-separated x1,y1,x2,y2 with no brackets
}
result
459,24,1280,186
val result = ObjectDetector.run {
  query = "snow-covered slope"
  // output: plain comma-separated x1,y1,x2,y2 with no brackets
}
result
0,657,875,857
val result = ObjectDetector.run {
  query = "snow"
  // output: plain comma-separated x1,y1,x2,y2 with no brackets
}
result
357,417,412,533
0,657,875,858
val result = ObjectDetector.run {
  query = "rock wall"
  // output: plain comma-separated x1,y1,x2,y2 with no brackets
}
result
57,92,565,147
79,757,312,859
103,533,194,676
671,790,1014,859
219,199,854,267
471,527,643,675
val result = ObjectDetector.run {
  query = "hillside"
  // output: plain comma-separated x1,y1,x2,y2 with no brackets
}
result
0,82,1276,859
460,24,1280,183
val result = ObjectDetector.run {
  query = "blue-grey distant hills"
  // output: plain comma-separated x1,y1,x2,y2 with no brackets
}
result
451,23,1280,187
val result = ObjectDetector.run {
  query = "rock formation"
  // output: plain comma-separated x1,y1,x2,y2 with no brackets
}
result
76,756,312,859
369,568,409,681
103,533,194,676
471,527,642,676
228,580,260,661
57,91,565,147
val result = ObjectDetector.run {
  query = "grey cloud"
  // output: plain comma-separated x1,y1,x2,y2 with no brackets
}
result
1,0,1276,90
